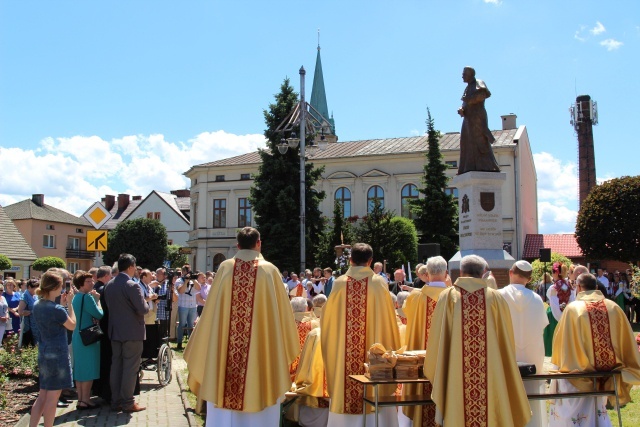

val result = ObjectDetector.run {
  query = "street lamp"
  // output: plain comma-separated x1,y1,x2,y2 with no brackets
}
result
274,66,334,273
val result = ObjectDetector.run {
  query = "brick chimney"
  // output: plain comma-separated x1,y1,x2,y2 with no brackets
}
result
32,194,44,207
117,194,130,210
501,114,517,130
170,189,191,198
574,95,597,207
103,195,116,211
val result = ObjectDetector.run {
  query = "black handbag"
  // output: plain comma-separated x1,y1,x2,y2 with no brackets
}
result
79,294,104,346
517,362,536,376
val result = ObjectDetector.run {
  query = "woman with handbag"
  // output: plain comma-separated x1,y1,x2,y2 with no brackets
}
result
30,271,76,427
71,270,104,410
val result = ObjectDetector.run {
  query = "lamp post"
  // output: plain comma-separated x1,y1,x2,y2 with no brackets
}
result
274,66,332,274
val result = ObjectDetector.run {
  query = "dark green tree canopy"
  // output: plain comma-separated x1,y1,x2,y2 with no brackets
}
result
576,175,640,262
353,199,418,271
32,256,66,272
411,108,459,259
166,245,189,270
0,254,12,271
250,78,325,272
102,218,168,268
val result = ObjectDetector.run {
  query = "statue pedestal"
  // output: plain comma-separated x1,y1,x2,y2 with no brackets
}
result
448,172,514,282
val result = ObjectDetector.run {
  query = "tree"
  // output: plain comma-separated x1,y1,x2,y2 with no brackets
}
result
315,201,356,269
0,254,12,271
530,252,572,286
576,176,640,262
102,218,168,268
166,245,189,270
32,256,65,272
250,78,326,272
411,108,458,260
353,199,418,270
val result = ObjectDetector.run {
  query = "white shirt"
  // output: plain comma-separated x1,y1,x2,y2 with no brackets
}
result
499,283,549,427
597,274,609,289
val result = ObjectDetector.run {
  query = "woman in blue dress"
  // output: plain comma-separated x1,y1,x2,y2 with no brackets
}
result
71,270,104,410
18,279,40,346
2,279,21,334
31,270,76,427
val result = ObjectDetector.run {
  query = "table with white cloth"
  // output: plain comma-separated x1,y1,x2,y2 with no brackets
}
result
348,371,623,427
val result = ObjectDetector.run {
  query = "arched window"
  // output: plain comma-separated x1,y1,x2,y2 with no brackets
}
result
213,253,226,272
367,185,385,213
334,187,351,218
401,184,419,218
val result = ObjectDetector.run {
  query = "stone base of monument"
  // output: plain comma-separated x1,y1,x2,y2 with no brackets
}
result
448,171,514,287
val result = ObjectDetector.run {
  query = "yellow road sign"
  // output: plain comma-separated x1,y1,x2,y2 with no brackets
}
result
82,202,112,229
87,230,108,251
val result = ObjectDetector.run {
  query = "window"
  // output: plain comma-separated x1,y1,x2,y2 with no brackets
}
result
43,235,55,248
367,185,385,213
241,173,251,180
213,199,227,228
334,187,352,218
445,160,458,169
445,187,459,202
168,240,173,245
401,184,419,218
46,224,55,230
213,253,226,272
146,212,153,219
68,262,79,273
76,228,83,233
238,198,252,227
215,175,225,182
154,212,161,220
67,237,80,250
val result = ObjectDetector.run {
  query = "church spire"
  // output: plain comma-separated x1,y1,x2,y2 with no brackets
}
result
310,31,335,134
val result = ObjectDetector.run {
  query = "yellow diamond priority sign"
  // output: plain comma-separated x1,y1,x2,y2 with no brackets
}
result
83,202,112,229
87,230,108,251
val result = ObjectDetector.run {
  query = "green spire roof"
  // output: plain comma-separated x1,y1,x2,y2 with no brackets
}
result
310,46,335,133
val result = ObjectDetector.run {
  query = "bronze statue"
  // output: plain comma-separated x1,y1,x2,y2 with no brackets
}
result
457,67,500,174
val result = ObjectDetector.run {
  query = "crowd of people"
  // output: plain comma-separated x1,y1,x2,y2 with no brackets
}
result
182,227,640,427
0,258,212,427
3,228,640,427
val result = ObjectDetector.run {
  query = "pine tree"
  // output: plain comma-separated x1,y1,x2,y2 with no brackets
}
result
250,78,326,273
411,108,459,259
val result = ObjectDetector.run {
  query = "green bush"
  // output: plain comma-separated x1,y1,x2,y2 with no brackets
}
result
0,334,39,378
0,254,11,271
32,256,66,272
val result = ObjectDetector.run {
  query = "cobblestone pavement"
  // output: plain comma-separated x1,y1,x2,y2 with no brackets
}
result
17,352,190,427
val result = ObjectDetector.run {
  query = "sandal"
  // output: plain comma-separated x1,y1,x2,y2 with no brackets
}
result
77,401,98,410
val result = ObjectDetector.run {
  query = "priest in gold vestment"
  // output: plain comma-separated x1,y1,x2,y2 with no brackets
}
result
321,243,401,427
294,327,330,427
184,227,300,426
549,272,640,427
290,296,320,382
424,255,531,427
402,256,449,427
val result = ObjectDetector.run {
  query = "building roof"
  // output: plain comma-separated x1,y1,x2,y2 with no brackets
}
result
154,191,190,223
0,205,37,261
4,198,90,227
103,199,142,230
310,46,335,133
192,129,519,169
522,234,584,259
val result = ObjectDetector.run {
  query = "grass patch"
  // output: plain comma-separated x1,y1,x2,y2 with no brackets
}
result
608,386,640,426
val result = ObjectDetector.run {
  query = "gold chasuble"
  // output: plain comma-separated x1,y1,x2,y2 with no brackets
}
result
402,285,447,426
424,277,531,427
551,290,640,406
321,266,401,414
184,250,300,413
290,312,320,382
295,328,330,408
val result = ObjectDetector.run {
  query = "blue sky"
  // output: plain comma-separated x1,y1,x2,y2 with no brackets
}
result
1,0,637,234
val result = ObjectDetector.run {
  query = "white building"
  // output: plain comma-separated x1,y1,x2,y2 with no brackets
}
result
183,116,538,273
126,190,191,246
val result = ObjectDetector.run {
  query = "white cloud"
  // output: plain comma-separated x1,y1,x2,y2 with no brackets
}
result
600,38,623,51
0,131,266,216
533,152,579,234
483,0,502,4
538,201,578,234
590,21,606,35
574,25,587,41
409,129,421,137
